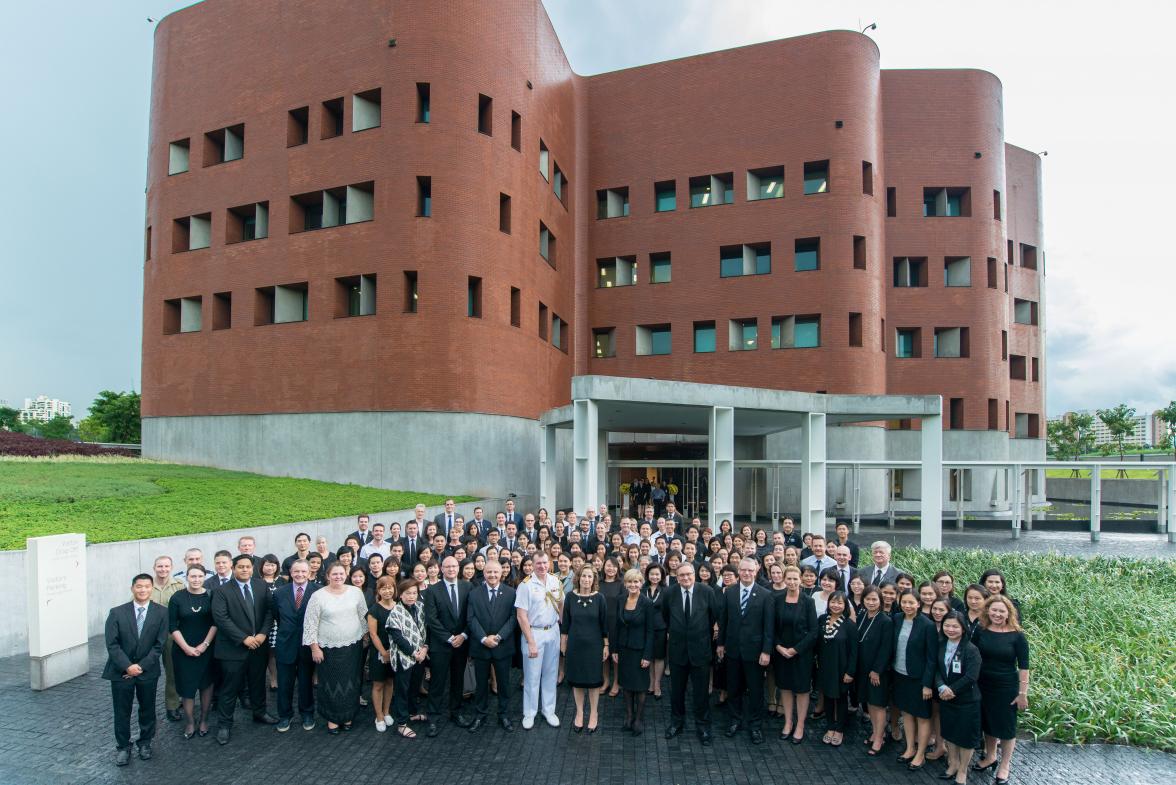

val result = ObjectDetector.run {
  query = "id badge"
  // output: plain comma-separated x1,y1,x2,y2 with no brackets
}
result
951,658,962,674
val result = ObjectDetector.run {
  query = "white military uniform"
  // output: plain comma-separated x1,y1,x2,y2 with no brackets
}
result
514,571,563,722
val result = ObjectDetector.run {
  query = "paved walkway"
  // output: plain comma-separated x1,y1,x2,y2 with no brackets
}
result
0,639,1172,785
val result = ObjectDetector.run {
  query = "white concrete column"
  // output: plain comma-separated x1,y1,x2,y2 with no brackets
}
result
539,424,557,513
919,411,943,550
573,400,598,516
708,407,734,527
1166,466,1175,544
1010,464,1022,539
1089,464,1101,542
597,430,609,514
800,412,827,536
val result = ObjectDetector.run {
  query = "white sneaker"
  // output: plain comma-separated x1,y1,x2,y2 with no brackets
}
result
522,715,535,730
544,713,560,728
375,720,387,733
383,714,394,726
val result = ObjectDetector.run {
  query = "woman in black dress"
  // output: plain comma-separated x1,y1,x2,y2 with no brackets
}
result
974,595,1030,785
168,563,216,739
772,565,817,743
612,569,654,735
367,576,398,732
855,586,893,755
816,591,857,746
935,611,982,785
643,563,668,698
561,565,609,732
258,555,283,690
599,558,625,697
892,590,937,770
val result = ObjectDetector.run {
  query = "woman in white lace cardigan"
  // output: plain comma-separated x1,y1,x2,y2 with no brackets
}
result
302,562,368,734
385,579,429,738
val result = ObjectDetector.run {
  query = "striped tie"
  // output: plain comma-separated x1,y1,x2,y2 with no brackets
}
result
740,588,749,616
135,606,146,636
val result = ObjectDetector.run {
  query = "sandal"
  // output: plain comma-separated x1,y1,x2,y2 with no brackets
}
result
830,734,843,747
397,724,417,738
822,732,833,744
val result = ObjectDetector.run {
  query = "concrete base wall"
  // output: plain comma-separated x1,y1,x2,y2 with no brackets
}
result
143,411,541,499
1047,477,1163,508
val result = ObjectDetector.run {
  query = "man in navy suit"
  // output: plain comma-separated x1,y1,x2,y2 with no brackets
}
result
270,559,319,732
466,559,517,732
423,555,474,736
717,557,774,745
103,573,168,766
211,554,277,745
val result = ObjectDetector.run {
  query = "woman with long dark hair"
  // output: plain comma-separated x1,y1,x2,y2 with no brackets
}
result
855,585,893,756
936,611,982,785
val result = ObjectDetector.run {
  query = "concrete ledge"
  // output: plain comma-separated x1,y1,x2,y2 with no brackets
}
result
30,641,88,690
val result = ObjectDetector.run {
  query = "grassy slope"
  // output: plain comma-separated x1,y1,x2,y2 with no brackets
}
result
0,459,471,549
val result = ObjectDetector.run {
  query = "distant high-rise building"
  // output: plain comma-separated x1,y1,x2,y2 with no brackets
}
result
19,396,72,423
1058,409,1153,448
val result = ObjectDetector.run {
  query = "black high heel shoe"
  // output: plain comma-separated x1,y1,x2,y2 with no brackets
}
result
972,760,999,773
994,777,1010,785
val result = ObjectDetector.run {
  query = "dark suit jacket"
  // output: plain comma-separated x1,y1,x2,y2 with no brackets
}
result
211,578,274,661
423,579,472,649
611,593,655,661
269,581,320,665
349,529,374,546
934,639,981,703
892,613,938,687
466,583,517,660
718,582,774,660
855,564,899,586
662,583,719,667
502,511,524,529
665,513,684,527
399,536,427,564
102,601,168,681
434,512,461,539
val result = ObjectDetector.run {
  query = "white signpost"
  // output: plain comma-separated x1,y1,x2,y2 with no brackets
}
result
27,533,89,689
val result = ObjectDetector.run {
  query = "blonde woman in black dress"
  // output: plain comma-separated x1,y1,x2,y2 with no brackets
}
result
561,565,609,732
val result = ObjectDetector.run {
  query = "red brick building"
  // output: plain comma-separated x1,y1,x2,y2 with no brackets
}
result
142,0,1044,511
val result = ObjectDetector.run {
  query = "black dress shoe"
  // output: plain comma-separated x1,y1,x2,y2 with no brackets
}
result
468,717,485,733
665,724,684,739
253,713,279,725
426,722,439,738
790,733,804,745
137,743,152,761
994,778,1009,785
115,748,131,767
452,713,473,729
215,727,230,746
725,722,742,738
699,730,713,746
750,730,765,745
499,717,514,732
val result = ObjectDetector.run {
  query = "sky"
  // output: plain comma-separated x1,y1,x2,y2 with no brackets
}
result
1,0,1172,419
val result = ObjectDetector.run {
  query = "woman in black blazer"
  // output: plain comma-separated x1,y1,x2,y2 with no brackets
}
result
935,611,982,785
612,569,655,735
815,592,857,746
643,563,668,699
892,590,937,770
854,586,893,755
772,565,818,743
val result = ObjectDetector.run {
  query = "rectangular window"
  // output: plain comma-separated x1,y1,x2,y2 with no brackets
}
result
173,213,212,253
949,398,964,431
499,193,511,233
596,187,630,219
1007,239,1015,265
1014,413,1040,439
693,321,715,353
510,111,521,151
689,172,734,207
771,315,821,349
944,256,971,287
886,186,896,217
255,283,308,325
203,124,244,165
510,287,521,327
352,88,381,131
538,302,548,340
861,161,873,195
853,236,866,270
993,189,1002,220
922,187,971,217
895,327,921,358
226,201,269,244
1009,354,1027,380
1002,330,1008,360
593,327,616,358
321,98,344,139
1013,298,1038,325
596,256,637,288
729,318,758,351
477,94,493,136
539,221,555,267
168,139,189,175
417,176,432,217
145,226,152,261
539,140,549,181
649,252,671,284
290,182,374,231
849,312,862,347
467,276,482,318
553,163,568,208
404,271,418,313
552,315,567,352
892,257,928,287
287,107,309,147
803,160,829,194
1020,243,1038,270
636,324,671,356
212,291,232,330
881,318,886,352
720,243,770,277
794,237,820,271
416,83,431,123
988,398,999,430
1032,356,1040,382
987,257,998,289
746,166,784,201
654,180,676,212
336,274,376,317
934,327,970,358
163,296,202,335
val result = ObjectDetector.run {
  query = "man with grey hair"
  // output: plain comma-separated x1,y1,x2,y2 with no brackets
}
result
422,556,473,736
717,557,773,745
173,547,203,581
856,541,898,586
663,561,719,745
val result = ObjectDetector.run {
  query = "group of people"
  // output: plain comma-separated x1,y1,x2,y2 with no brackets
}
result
104,502,1030,785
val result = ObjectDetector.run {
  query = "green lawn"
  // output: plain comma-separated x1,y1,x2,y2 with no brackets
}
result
1045,468,1165,480
0,457,472,549
896,548,1176,750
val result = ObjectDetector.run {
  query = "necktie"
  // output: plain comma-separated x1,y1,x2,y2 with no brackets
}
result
490,587,497,604
841,569,849,590
684,590,692,619
243,582,253,606
295,585,304,610
873,568,882,586
409,541,415,561
449,583,458,614
447,515,453,533
740,587,750,616
135,605,146,636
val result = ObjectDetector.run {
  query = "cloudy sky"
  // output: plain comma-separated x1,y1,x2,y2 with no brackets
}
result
2,0,1172,419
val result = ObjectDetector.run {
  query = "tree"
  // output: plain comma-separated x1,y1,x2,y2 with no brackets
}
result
0,406,18,430
1048,413,1096,473
77,416,111,443
1158,401,1176,461
37,415,77,440
1097,404,1137,476
87,390,141,444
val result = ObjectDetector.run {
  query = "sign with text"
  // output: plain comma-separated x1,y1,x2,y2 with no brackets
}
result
26,534,87,657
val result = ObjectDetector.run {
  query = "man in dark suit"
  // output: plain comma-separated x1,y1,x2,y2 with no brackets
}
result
423,555,473,736
348,513,374,546
664,501,685,528
503,498,523,529
521,512,538,544
269,558,319,733
434,499,459,539
103,573,169,766
832,522,862,567
402,520,426,564
856,540,900,586
468,506,491,542
466,559,517,732
211,554,277,744
717,557,774,744
662,562,719,746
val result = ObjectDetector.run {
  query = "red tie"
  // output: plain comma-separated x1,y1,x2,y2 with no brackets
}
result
295,585,304,610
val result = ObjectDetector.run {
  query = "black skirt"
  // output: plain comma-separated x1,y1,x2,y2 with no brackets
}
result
940,697,982,748
855,665,890,708
893,672,931,719
979,678,1019,739
317,642,363,724
172,649,214,699
617,649,650,692
368,646,394,681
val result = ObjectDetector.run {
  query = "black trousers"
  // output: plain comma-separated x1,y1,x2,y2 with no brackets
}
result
427,643,468,718
216,647,268,727
669,660,711,729
726,657,766,730
472,656,512,718
276,646,315,720
111,677,158,749
392,663,424,725
826,691,850,731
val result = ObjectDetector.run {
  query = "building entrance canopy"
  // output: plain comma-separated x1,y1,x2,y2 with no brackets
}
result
540,376,947,548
